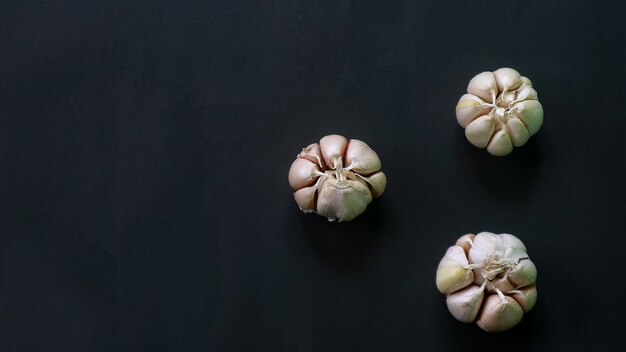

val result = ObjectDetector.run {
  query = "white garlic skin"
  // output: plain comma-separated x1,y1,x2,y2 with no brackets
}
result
436,232,538,332
456,68,543,156
288,134,386,222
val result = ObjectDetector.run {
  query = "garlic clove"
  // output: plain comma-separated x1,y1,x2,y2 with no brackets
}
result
520,76,533,87
477,295,524,332
293,184,318,212
436,246,474,294
288,158,321,190
489,275,516,294
486,130,514,156
456,94,491,128
497,91,516,108
505,116,530,147
344,139,382,174
315,177,372,222
513,100,543,136
508,259,537,288
467,72,498,103
455,234,476,253
297,143,325,170
511,285,538,312
494,67,522,93
446,285,485,323
499,233,527,252
319,134,349,169
358,171,387,198
468,232,502,264
515,86,538,102
465,115,496,149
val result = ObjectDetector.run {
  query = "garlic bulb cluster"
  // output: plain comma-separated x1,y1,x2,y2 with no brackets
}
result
456,68,543,156
288,134,387,222
436,232,537,332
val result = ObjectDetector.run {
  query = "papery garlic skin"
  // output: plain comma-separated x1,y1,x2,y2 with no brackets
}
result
456,68,543,156
435,232,538,332
288,134,386,222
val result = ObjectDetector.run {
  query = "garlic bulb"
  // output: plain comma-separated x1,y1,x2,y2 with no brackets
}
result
456,68,543,156
436,232,538,332
288,134,386,222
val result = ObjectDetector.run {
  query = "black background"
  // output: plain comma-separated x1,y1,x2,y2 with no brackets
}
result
1,0,625,351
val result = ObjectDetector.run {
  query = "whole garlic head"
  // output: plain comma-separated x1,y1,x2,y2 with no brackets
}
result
288,134,387,222
436,232,537,332
456,68,543,156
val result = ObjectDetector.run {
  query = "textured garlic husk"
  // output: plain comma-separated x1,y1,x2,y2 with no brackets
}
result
437,232,537,332
288,134,386,222
456,68,543,156
476,295,524,333
436,246,474,294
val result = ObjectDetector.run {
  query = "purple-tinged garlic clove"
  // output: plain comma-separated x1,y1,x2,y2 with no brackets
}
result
288,158,321,190
319,134,348,169
446,285,486,323
465,115,496,149
436,246,474,294
476,295,524,332
344,139,381,174
293,184,318,213
297,143,325,170
467,72,498,103
456,94,491,128
494,67,522,93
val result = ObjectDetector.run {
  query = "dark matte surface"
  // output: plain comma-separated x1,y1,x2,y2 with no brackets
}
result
1,0,625,351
